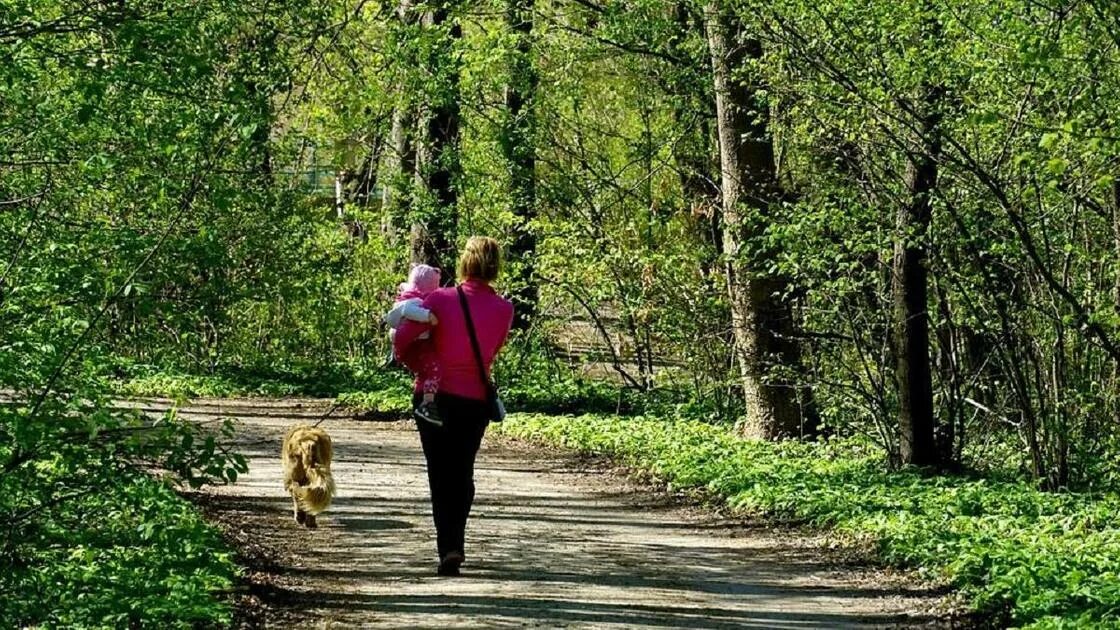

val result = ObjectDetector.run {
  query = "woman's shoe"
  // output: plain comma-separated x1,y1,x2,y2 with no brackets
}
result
438,550,464,576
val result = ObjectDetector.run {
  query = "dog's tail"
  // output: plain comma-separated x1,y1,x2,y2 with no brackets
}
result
293,466,335,514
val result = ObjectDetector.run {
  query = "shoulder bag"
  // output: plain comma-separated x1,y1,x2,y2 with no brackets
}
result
456,285,506,422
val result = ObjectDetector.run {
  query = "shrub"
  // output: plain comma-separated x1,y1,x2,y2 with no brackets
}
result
497,413,1120,628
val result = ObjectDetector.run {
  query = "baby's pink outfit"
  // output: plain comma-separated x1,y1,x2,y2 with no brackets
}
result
383,265,441,397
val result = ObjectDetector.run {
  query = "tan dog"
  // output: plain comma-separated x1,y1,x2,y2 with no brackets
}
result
282,424,336,528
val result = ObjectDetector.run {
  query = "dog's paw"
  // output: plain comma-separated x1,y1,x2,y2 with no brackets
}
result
295,509,307,526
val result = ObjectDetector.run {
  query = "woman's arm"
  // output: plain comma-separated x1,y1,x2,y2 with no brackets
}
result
492,306,515,357
393,318,431,355
393,294,439,362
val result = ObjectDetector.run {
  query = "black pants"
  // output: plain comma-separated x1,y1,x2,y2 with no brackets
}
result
414,392,489,559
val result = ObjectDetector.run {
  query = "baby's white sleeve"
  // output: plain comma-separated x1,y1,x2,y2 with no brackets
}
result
383,302,407,329
401,300,431,323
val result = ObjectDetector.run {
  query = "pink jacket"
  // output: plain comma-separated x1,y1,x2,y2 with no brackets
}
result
394,280,514,401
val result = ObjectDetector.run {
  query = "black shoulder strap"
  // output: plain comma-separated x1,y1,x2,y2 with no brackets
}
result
457,285,492,389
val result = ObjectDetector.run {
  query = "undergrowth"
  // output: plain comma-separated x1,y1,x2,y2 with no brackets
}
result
4,367,248,628
111,358,648,419
1,467,237,628
109,360,403,400
496,413,1120,629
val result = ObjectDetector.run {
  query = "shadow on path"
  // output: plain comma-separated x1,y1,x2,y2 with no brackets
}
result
190,404,947,629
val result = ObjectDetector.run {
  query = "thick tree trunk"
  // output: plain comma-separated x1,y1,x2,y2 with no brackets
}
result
893,83,942,467
502,0,538,328
411,3,461,280
1113,177,1120,322
382,0,419,242
383,103,415,239
704,3,816,439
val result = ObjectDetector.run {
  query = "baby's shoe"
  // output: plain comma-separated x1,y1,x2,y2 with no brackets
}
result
414,400,443,426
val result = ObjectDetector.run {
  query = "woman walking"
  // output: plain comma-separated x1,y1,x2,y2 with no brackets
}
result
393,236,514,576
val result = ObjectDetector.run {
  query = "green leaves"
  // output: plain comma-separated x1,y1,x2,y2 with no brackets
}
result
0,402,240,628
499,412,1120,627
0,2,340,626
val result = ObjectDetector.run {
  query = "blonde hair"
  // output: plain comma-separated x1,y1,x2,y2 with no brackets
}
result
457,236,502,283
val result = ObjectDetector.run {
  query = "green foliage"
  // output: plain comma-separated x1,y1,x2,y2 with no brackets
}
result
498,413,1120,627
110,360,393,399
336,387,414,416
335,367,416,416
117,372,297,399
0,402,241,628
7,0,1120,625
328,345,717,420
1,2,331,626
494,338,638,414
0,476,237,629
0,387,247,626
742,0,1120,480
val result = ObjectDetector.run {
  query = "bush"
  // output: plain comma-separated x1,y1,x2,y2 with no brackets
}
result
1,379,247,628
110,360,401,400
0,457,238,628
497,413,1120,628
335,368,415,416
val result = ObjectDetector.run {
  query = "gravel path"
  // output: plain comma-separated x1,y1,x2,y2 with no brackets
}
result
160,398,949,629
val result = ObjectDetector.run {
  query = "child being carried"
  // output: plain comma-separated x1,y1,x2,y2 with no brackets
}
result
384,264,442,426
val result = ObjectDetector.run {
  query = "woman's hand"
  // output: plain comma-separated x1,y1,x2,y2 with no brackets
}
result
428,313,439,326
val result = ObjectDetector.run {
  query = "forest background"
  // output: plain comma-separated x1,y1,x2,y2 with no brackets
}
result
4,0,1120,627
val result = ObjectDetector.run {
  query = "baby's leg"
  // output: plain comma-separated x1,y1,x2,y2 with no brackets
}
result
414,354,443,426
421,352,440,400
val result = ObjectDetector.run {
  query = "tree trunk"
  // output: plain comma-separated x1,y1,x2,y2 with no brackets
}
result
383,103,415,241
382,0,419,242
1113,178,1120,309
345,135,382,208
893,82,942,467
502,0,538,328
243,29,277,183
411,3,461,280
704,3,817,439
670,3,722,282
1110,176,1120,412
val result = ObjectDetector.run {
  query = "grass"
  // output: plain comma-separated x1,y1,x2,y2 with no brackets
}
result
496,413,1120,629
1,471,238,629
109,361,410,401
331,371,640,419
113,363,420,419
111,360,640,419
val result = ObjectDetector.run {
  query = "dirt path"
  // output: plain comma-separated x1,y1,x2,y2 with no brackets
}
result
161,398,949,629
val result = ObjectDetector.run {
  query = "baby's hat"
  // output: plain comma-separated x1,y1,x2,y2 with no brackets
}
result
405,264,441,294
